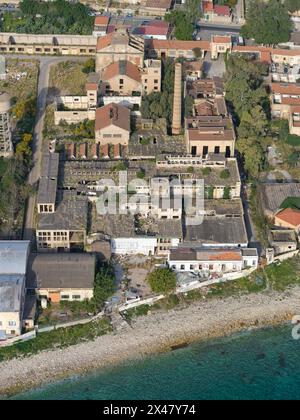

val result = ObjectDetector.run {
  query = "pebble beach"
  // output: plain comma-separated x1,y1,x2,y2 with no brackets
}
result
1,287,300,398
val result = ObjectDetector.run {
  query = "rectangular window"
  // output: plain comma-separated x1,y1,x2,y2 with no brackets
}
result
8,321,16,327
61,295,70,300
72,295,81,300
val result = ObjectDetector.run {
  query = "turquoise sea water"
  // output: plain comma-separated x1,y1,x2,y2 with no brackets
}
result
12,324,300,400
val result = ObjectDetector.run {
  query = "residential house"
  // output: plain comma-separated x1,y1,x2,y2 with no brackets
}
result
93,16,110,37
274,208,300,233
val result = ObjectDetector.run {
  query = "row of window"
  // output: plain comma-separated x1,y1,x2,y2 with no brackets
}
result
61,295,81,300
0,320,16,327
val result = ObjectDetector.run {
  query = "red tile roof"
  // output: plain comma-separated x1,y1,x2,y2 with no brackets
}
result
209,251,242,261
86,83,98,91
275,208,300,227
95,103,130,132
136,26,169,36
212,36,231,44
202,1,214,12
97,33,113,51
214,5,230,16
102,60,141,83
149,39,211,52
271,82,300,95
94,16,109,26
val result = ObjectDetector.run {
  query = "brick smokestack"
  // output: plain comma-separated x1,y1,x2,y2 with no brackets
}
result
172,62,182,136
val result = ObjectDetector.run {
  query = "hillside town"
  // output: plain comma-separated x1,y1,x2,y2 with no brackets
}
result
1,0,300,352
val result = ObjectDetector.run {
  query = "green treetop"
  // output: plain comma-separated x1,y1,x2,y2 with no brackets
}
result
241,0,292,45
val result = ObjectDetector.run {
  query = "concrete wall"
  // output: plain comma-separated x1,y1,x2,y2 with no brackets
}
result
111,237,157,255
102,75,142,96
54,109,95,125
38,288,93,302
95,124,130,146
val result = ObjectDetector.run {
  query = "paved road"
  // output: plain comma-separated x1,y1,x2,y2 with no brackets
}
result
22,55,87,242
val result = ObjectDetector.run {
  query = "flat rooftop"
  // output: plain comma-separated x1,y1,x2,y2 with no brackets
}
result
159,158,241,187
204,199,243,216
37,191,88,231
0,241,30,275
0,275,24,312
37,153,59,205
184,216,248,246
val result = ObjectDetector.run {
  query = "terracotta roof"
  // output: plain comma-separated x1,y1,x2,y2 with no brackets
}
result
102,60,141,83
214,5,230,16
149,39,211,51
271,82,300,95
281,97,300,105
146,20,170,28
261,51,272,63
135,26,169,36
212,35,231,44
95,103,130,132
145,0,172,9
97,33,113,50
86,83,98,91
94,16,109,26
202,1,214,12
275,208,300,227
291,105,300,113
232,45,300,58
209,251,242,261
90,143,98,159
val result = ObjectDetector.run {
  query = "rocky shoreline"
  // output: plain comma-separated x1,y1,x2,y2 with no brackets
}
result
1,287,300,398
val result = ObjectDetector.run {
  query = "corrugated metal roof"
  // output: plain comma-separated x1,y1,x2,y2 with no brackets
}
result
0,241,30,275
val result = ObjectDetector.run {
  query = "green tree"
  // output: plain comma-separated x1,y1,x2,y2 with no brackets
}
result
285,0,300,12
147,268,177,294
93,265,115,310
288,150,300,167
241,0,292,45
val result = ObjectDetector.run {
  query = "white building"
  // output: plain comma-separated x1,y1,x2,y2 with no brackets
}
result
0,241,30,339
168,247,258,274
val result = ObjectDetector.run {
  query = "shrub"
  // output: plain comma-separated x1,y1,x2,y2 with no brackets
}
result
147,268,177,294
220,169,230,179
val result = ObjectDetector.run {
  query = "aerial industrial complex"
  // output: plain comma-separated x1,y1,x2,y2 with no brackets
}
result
1,1,300,349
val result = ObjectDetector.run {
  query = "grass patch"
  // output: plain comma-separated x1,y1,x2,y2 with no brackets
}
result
286,134,300,146
280,197,300,210
264,257,300,291
49,61,88,96
123,304,151,321
0,318,112,363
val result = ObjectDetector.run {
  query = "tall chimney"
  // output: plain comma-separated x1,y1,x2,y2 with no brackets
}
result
172,62,182,135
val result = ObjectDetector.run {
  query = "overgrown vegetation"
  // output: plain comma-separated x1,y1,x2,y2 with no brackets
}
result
141,59,175,131
1,0,93,35
0,59,38,237
165,0,201,40
0,318,112,362
241,0,292,45
225,55,271,178
147,268,177,294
